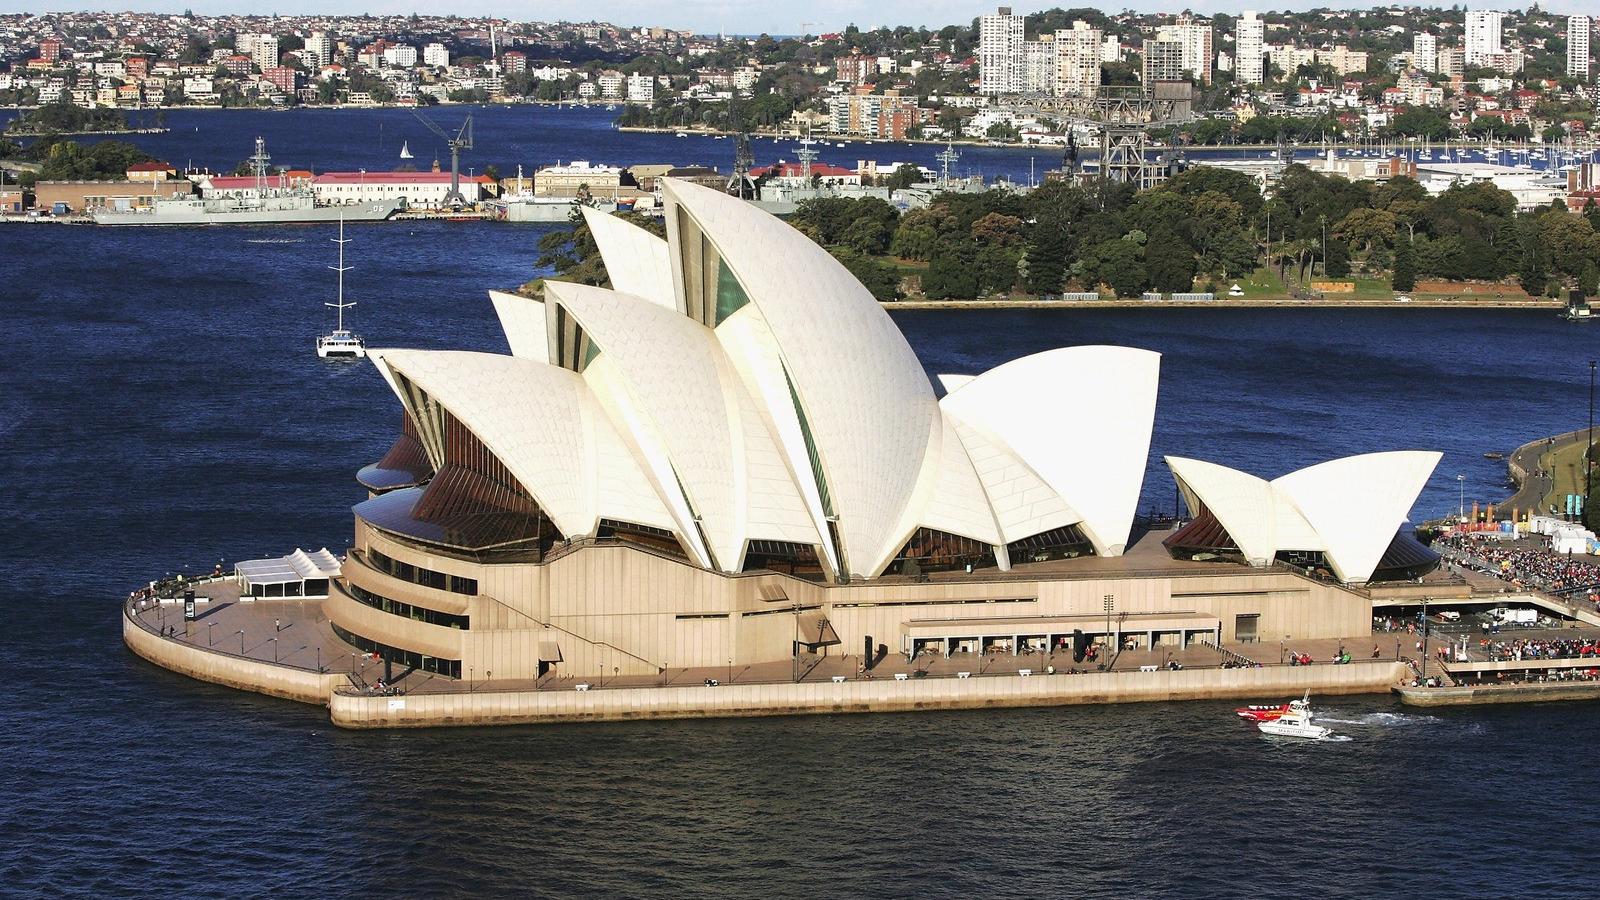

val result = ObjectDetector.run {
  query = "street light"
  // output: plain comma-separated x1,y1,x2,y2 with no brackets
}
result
1102,594,1115,651
1419,597,1430,685
237,629,246,655
207,622,215,647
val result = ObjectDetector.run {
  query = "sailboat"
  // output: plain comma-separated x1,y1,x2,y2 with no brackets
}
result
315,218,365,359
399,141,413,160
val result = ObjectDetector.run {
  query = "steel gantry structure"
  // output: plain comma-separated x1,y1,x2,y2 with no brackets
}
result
1002,84,1195,190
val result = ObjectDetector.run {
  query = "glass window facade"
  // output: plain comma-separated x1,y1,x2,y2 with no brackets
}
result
366,548,478,595
347,582,470,630
332,622,462,678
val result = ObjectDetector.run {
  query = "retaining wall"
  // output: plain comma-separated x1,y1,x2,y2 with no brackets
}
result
122,604,347,705
330,661,1407,729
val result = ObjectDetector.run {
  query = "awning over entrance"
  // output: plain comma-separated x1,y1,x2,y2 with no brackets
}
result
235,548,342,599
796,612,841,648
538,641,563,663
758,582,789,603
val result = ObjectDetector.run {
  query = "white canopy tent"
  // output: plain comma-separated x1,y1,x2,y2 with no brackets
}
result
235,548,342,599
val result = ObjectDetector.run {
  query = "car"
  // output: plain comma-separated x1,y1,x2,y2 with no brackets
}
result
1394,295,1412,303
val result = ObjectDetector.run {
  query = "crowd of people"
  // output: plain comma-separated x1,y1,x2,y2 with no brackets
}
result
1477,636,1600,663
1434,532,1600,602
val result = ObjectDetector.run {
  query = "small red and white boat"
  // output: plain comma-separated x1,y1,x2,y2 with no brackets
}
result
1234,703,1290,721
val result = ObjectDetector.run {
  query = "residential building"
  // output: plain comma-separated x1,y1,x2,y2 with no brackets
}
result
835,54,877,85
1438,47,1465,78
1464,10,1502,67
1323,45,1368,77
979,6,1025,95
626,72,654,104
1143,39,1185,85
1412,32,1437,74
501,51,526,73
597,72,624,98
423,42,450,68
1235,11,1265,85
264,66,298,93
250,34,280,72
1022,38,1056,94
1156,13,1213,84
1570,15,1592,80
39,36,62,63
303,32,333,68
382,45,418,68
1053,21,1102,98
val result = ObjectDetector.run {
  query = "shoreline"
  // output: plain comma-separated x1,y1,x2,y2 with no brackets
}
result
886,297,1562,310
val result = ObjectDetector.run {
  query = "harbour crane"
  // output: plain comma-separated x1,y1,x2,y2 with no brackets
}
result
411,109,474,208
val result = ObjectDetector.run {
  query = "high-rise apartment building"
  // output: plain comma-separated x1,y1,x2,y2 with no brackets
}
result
1570,15,1592,79
1022,38,1055,94
423,42,450,68
979,6,1026,95
303,31,333,68
1156,13,1213,83
1235,11,1264,85
1053,21,1102,98
1464,10,1502,67
251,34,279,72
1412,32,1436,74
1142,38,1185,85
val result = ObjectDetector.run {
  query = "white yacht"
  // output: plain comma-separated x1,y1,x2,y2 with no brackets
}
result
1255,693,1332,739
315,218,366,359
399,141,413,160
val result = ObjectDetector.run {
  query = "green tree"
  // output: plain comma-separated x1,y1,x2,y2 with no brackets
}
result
1145,226,1197,293
922,238,978,300
1391,239,1416,292
1081,238,1148,297
830,248,899,300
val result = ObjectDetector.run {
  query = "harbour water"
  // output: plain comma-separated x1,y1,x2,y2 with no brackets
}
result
4,118,1600,895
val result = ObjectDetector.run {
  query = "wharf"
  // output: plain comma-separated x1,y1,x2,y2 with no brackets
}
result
886,296,1560,311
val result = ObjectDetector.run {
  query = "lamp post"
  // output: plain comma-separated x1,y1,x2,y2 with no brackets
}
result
237,629,245,655
1102,594,1115,651
792,601,800,683
1419,597,1430,685
727,657,733,685
207,622,215,647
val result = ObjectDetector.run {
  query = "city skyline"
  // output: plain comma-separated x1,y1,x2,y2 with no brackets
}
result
0,2,1593,36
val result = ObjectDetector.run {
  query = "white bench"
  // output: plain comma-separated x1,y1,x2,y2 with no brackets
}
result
1018,668,1032,676
956,671,971,679
574,683,591,691
831,675,847,683
1139,665,1158,672
893,673,908,681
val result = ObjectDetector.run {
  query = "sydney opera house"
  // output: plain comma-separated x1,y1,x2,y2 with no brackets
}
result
324,178,1441,684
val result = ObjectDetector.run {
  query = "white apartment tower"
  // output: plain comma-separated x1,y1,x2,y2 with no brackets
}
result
303,31,333,68
1235,11,1264,85
1156,13,1213,84
1570,15,1592,79
1412,32,1437,74
979,6,1026,94
1022,38,1056,94
1464,10,1503,67
250,34,279,71
1053,21,1103,98
423,43,450,68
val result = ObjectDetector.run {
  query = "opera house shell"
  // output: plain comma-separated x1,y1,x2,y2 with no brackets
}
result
324,179,1437,683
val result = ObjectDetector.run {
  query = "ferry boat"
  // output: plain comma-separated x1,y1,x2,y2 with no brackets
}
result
315,218,365,359
94,137,401,226
1255,693,1332,739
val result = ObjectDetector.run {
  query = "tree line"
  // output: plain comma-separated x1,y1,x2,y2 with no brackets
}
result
528,164,1600,302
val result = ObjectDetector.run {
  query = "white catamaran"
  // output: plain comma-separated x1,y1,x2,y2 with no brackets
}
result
315,218,366,359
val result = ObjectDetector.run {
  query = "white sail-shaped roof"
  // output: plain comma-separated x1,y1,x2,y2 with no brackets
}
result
664,178,938,577
1273,451,1441,583
1167,451,1441,583
488,290,549,362
580,206,677,310
372,349,674,539
545,280,814,572
941,346,1161,557
1166,457,1281,565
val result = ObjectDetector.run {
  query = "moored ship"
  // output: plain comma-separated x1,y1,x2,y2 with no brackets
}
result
92,137,403,227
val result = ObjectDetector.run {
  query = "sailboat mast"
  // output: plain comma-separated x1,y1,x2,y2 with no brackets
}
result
328,216,354,330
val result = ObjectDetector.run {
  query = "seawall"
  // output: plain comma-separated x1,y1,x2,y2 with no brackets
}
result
328,661,1406,729
1396,681,1600,706
122,601,347,705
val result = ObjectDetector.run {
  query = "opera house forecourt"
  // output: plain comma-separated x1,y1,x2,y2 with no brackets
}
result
124,179,1446,728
